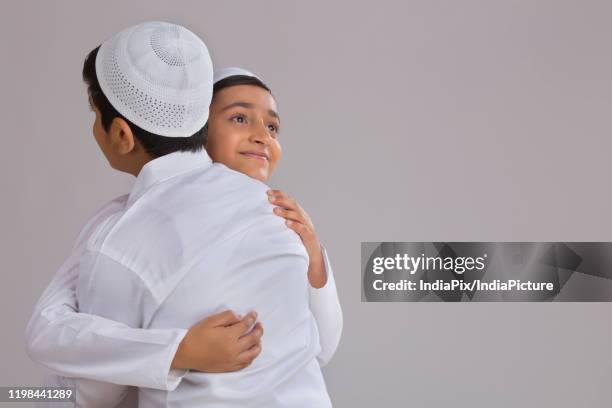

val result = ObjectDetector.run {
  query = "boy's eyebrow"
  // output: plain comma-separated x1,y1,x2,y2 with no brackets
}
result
220,101,280,121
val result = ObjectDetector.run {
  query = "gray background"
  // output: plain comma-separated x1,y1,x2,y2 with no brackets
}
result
2,0,612,407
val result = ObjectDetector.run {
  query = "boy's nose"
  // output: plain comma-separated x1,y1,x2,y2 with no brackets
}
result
250,122,271,145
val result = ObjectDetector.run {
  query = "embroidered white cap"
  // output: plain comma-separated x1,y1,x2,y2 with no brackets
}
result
95,21,213,137
213,67,260,83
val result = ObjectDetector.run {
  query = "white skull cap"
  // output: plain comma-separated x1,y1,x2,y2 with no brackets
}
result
214,67,260,83
95,21,214,137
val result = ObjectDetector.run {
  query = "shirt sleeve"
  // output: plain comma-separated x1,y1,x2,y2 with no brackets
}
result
25,200,188,395
308,245,343,367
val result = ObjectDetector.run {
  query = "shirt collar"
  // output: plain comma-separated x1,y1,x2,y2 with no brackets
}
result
127,150,213,205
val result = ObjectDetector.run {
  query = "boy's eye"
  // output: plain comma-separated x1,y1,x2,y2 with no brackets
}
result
231,114,246,124
268,124,279,134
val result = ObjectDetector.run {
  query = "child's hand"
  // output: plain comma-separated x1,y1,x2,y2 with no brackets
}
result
267,189,327,288
172,310,263,372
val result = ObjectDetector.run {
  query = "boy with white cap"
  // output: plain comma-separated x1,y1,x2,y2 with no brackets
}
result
26,21,335,407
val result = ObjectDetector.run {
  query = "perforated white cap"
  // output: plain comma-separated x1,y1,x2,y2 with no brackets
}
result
214,67,260,83
95,21,213,137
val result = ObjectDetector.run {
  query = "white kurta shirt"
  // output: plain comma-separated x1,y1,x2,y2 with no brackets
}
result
25,150,343,407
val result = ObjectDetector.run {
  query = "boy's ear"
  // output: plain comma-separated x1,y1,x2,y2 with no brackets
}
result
109,117,136,155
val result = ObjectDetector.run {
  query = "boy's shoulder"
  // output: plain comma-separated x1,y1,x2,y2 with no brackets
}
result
209,163,273,209
151,162,271,216
74,194,129,250
209,162,271,194
82,166,271,258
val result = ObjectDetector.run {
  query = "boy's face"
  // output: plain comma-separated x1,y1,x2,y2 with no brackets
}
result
205,85,281,182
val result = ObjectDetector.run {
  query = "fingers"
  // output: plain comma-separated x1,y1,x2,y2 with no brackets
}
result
235,342,262,368
207,310,241,327
268,190,311,224
267,189,289,199
267,190,299,211
272,207,303,223
232,321,263,370
285,219,309,235
229,311,258,337
267,190,315,230
237,321,263,350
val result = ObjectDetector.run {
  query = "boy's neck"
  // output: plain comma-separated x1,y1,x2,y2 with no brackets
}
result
124,151,154,177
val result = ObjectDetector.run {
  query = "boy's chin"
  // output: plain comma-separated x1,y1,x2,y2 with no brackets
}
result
247,170,268,182
243,167,269,182
231,161,270,182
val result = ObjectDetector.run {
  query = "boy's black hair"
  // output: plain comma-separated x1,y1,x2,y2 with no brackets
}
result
212,75,271,95
82,46,205,158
